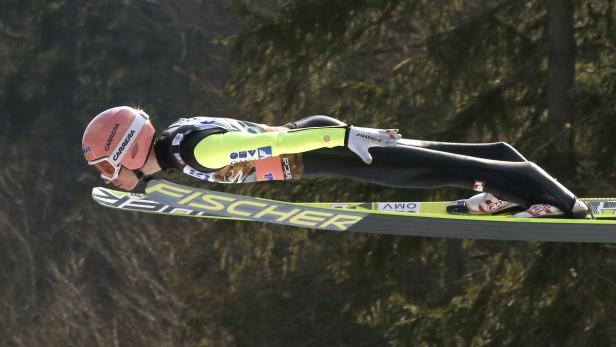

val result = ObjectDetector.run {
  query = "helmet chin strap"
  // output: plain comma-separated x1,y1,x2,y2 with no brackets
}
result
134,169,153,183
134,134,158,184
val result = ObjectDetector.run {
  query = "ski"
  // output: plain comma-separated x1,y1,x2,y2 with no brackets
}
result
92,179,616,243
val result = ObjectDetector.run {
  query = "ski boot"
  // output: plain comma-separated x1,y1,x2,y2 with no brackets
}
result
448,193,590,218
447,193,521,215
513,200,589,218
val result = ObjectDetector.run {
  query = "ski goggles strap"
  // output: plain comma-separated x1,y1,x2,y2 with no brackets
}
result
89,157,121,180
87,111,149,180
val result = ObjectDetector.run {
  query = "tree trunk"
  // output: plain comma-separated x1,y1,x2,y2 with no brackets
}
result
546,0,575,167
445,239,464,297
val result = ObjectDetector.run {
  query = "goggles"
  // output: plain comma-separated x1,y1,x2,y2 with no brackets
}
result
87,111,149,180
89,156,123,181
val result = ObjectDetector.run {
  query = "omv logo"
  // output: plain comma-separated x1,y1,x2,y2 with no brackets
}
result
229,146,272,164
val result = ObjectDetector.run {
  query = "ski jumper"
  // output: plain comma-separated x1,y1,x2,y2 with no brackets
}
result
153,115,580,216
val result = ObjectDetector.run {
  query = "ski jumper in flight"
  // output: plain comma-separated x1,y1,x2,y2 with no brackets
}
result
81,106,589,218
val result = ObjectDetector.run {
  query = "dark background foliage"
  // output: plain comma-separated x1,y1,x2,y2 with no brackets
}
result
1,0,615,346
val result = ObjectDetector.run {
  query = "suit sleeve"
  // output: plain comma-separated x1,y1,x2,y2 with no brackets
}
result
193,126,347,169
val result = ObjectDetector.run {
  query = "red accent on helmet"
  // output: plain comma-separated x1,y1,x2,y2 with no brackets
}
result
82,106,155,170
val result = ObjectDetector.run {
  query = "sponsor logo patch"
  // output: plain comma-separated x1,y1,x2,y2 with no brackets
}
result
590,201,616,214
473,180,485,192
82,146,92,154
172,133,184,146
183,166,212,181
377,202,420,213
229,146,272,164
282,157,293,180
145,182,365,231
263,172,274,181
480,199,510,212
354,133,384,144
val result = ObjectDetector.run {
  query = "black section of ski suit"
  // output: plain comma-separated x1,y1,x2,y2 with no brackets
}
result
154,124,226,172
290,116,578,216
284,115,348,129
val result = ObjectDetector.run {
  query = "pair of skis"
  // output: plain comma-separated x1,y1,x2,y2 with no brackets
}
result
92,180,616,243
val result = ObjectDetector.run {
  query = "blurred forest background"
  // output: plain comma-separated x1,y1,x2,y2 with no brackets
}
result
1,0,616,346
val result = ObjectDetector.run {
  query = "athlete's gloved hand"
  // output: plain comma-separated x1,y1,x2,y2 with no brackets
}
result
346,126,401,164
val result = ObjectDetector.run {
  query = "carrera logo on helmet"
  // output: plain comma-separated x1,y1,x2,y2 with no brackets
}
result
105,123,121,150
112,130,136,161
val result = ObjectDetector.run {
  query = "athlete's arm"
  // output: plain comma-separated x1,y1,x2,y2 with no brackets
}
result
193,127,347,169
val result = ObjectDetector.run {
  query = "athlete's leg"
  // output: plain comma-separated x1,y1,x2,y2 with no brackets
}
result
286,118,579,216
302,146,580,216
399,139,527,162
286,117,526,162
